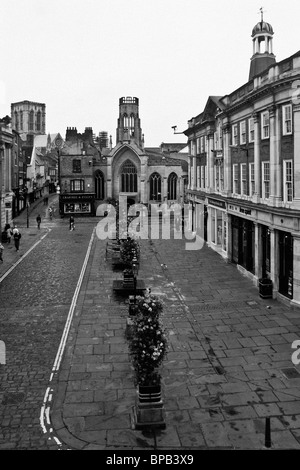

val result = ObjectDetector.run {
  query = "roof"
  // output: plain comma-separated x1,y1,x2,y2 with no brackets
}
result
34,133,60,148
252,21,274,37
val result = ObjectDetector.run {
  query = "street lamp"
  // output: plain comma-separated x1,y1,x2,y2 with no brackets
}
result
132,254,138,302
26,201,30,228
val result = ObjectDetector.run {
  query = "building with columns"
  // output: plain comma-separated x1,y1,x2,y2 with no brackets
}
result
58,97,187,217
185,16,300,307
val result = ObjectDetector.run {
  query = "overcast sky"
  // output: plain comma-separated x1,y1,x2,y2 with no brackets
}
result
1,0,299,146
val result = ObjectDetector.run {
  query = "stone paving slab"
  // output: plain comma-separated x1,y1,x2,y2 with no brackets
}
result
46,230,300,450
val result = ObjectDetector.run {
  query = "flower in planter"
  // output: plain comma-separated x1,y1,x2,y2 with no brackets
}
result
128,293,168,386
120,237,140,266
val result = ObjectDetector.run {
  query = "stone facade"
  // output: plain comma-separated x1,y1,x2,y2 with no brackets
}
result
185,19,300,307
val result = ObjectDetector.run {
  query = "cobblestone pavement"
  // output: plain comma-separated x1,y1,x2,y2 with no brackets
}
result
2,208,300,450
49,220,300,450
0,195,94,449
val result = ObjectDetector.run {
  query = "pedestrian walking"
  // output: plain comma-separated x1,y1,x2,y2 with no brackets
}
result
12,227,21,252
49,207,53,220
36,214,41,229
69,215,75,231
5,223,11,244
0,242,4,262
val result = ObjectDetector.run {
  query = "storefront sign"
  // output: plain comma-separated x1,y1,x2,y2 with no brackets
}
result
60,194,95,201
208,198,226,209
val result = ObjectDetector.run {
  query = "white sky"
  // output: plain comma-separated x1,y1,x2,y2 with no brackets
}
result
1,0,299,146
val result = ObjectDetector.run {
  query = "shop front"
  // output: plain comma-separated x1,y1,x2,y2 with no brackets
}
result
207,198,227,255
278,231,293,299
59,193,96,217
231,214,255,274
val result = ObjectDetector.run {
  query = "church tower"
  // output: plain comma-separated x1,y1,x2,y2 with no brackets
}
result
116,97,144,148
249,9,276,81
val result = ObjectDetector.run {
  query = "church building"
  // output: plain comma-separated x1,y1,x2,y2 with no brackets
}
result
58,96,188,217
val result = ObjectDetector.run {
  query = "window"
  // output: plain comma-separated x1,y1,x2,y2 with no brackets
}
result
95,170,105,200
240,121,246,145
283,160,293,202
36,111,41,132
72,159,81,173
197,166,200,189
150,172,162,201
249,163,255,196
215,165,220,191
233,164,239,194
70,179,84,192
190,140,196,156
121,160,137,192
168,172,177,200
261,111,269,139
200,136,205,153
249,118,255,142
29,110,34,131
201,165,205,188
123,114,129,129
282,105,292,135
196,138,200,154
14,112,19,131
241,163,247,195
232,124,238,146
262,162,270,199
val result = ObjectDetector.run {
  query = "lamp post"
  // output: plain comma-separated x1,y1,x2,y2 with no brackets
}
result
132,254,138,302
26,201,30,228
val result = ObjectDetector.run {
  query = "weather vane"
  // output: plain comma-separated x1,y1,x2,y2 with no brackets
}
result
259,6,266,22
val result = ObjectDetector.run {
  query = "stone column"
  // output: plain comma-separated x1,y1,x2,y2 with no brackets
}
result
253,112,260,203
223,123,231,196
291,234,300,306
207,132,214,192
269,104,277,205
270,228,279,296
292,105,300,209
106,160,112,198
254,222,263,281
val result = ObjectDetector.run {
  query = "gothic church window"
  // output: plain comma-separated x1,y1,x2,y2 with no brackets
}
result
150,172,162,201
168,172,177,200
95,170,105,200
121,160,137,192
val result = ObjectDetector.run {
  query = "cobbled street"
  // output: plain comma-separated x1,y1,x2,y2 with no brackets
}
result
1,202,300,450
0,199,94,449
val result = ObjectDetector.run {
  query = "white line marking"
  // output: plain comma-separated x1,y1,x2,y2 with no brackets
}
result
39,228,95,444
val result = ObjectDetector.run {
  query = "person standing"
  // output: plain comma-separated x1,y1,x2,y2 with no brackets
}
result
69,215,75,231
5,223,11,244
36,214,41,229
12,227,21,252
0,242,4,262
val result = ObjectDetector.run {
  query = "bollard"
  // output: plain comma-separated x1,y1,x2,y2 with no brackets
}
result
265,416,271,448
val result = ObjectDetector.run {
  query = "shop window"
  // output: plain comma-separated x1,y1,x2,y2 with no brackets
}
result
211,208,216,243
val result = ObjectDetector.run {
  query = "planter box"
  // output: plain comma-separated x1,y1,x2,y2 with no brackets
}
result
259,278,273,299
138,384,162,403
132,385,166,430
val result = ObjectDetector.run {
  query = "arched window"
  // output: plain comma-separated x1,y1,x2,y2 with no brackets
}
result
129,114,135,136
149,172,162,201
29,110,34,131
123,113,129,129
36,111,41,131
168,172,177,200
95,170,105,200
14,111,19,131
121,160,137,192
